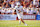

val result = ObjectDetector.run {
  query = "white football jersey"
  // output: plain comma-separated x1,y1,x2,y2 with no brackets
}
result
14,5,23,19
14,6,23,11
16,9,23,19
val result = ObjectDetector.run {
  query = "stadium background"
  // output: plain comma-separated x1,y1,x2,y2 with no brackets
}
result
0,0,40,27
0,0,40,20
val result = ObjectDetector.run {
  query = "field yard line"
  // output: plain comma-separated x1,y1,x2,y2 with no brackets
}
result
15,24,40,26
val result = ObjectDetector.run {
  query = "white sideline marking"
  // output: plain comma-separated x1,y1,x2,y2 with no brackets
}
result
15,25,40,27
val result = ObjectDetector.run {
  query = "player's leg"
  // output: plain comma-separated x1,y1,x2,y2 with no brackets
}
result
19,18,25,24
18,17,21,24
20,18,25,24
20,18,27,26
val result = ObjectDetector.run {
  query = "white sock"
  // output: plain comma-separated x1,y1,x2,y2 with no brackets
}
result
19,20,21,24
24,23,27,26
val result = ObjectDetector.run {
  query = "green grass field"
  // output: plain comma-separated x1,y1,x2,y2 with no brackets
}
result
0,20,40,27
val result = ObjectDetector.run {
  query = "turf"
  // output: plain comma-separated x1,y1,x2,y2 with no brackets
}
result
0,20,40,27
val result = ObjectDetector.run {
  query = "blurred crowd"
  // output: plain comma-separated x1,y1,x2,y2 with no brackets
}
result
0,0,40,15
0,0,39,8
0,8,40,15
